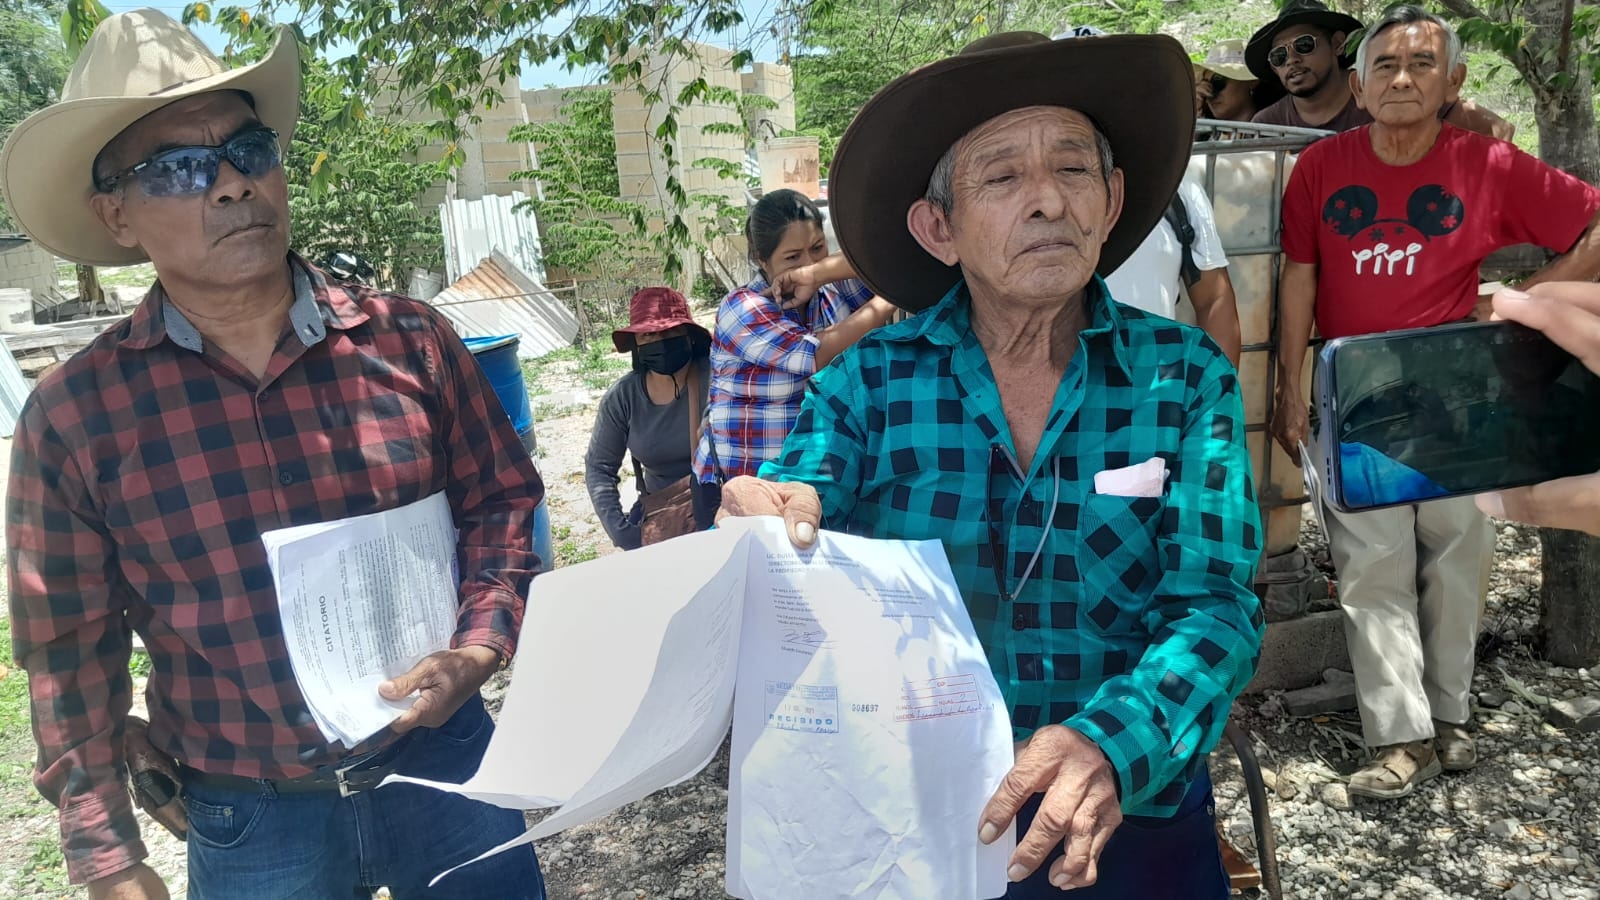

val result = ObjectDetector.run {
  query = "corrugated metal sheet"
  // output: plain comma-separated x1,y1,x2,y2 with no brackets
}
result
429,250,579,359
440,192,545,284
0,340,31,437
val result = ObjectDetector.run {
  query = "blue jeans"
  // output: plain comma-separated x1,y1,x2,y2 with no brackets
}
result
1000,767,1227,900
183,694,544,899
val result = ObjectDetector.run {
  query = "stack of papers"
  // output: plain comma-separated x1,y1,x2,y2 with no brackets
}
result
262,491,461,746
387,518,1015,898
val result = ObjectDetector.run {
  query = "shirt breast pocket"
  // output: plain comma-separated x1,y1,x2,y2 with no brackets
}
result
1075,493,1165,631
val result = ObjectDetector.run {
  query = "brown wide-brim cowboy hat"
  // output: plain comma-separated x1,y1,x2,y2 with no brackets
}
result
0,8,300,267
828,31,1195,311
1245,0,1363,84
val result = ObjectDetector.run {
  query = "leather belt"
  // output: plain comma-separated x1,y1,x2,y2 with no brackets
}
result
180,734,412,798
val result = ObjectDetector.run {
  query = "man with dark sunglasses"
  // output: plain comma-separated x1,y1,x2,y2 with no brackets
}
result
1,10,546,900
1245,0,1512,139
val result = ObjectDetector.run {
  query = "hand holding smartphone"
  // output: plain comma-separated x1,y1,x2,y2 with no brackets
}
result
1473,285,1600,536
1314,308,1600,515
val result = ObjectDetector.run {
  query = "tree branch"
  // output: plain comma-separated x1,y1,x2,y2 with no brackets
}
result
1557,0,1575,79
1435,0,1491,25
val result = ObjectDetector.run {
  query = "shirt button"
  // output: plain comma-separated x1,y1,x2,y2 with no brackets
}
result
1012,613,1027,631
279,470,294,486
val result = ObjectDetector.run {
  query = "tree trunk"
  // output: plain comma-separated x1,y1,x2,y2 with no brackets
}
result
74,263,101,312
1539,527,1600,666
1530,66,1600,184
1520,0,1600,666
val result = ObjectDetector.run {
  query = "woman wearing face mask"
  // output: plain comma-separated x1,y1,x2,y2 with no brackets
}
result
694,188,899,482
585,287,719,550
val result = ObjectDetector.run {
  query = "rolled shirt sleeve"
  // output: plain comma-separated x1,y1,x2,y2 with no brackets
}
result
430,314,545,662
7,406,148,885
717,286,820,378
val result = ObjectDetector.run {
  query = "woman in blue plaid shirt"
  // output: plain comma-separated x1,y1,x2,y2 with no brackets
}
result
693,189,898,481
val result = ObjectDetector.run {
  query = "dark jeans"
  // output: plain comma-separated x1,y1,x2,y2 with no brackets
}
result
183,694,543,900
1000,767,1228,900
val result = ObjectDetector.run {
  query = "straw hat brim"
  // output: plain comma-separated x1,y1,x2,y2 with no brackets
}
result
0,30,300,267
829,34,1195,311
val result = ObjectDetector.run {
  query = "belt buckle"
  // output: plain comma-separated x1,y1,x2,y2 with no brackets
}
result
334,759,365,798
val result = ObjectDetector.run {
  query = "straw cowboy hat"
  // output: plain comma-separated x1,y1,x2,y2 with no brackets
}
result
827,31,1195,310
1199,39,1256,83
0,8,300,266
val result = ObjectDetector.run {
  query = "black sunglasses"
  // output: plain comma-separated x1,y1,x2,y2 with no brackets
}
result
1208,72,1230,94
1267,34,1320,68
99,128,282,197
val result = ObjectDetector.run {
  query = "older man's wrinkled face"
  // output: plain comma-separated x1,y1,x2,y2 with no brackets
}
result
908,106,1122,309
1353,21,1464,128
90,91,290,292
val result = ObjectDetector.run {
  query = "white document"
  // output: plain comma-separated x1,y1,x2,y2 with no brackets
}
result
386,525,754,885
262,491,460,746
388,518,1014,899
726,528,1015,900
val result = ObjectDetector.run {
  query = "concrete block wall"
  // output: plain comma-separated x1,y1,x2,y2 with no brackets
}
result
741,63,796,137
0,239,58,299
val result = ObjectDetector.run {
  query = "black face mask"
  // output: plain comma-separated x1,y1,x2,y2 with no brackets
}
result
636,336,694,375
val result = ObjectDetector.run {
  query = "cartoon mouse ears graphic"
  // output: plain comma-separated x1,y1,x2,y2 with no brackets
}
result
1405,185,1465,237
1321,184,1465,240
1323,185,1379,237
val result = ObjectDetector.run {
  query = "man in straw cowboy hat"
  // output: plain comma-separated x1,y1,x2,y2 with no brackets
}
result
720,30,1263,897
3,10,546,898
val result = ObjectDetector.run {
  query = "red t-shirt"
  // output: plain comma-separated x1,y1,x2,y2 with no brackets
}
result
1281,123,1600,338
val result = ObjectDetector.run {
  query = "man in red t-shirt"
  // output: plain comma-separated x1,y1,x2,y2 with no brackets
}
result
1245,0,1512,139
1271,5,1600,801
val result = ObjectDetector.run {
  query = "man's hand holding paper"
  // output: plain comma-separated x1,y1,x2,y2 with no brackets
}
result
381,645,502,734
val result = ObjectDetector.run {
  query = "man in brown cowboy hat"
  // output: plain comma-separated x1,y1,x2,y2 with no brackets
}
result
1247,0,1512,138
719,31,1263,898
3,10,545,899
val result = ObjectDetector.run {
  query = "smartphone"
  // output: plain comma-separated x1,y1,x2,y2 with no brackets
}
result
1315,320,1600,513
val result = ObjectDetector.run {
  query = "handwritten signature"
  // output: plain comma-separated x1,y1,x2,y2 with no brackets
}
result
782,629,834,649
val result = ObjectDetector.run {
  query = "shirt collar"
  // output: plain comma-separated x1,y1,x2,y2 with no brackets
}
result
886,275,1135,379
120,253,371,353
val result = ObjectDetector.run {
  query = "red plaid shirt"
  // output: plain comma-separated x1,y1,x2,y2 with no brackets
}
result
6,258,543,883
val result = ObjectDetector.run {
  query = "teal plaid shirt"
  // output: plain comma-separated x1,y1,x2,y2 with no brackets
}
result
760,278,1264,817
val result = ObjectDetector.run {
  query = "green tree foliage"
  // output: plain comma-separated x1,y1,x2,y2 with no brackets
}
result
511,88,650,277
289,61,450,290
183,5,449,291
791,1,970,142
57,0,108,58
0,0,70,228
1433,0,1600,180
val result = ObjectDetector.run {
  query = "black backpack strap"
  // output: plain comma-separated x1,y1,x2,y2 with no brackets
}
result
1164,193,1202,288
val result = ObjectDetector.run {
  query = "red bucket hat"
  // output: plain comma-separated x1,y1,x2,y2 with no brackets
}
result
610,287,712,352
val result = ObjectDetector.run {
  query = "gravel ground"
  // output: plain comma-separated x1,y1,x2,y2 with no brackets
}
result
5,350,1600,899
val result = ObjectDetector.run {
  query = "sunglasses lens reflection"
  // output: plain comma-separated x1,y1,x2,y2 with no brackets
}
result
137,130,281,197
1268,34,1319,68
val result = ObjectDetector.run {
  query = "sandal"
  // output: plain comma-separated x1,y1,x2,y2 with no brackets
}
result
1348,741,1441,800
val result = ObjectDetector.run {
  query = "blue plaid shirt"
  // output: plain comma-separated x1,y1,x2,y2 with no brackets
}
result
695,275,875,480
760,278,1264,817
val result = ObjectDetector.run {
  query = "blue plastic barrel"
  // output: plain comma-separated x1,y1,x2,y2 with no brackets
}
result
462,335,533,435
463,334,553,572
